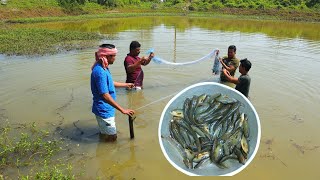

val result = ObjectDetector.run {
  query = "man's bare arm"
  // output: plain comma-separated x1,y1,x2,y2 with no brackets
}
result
219,58,236,72
102,93,134,116
222,69,239,84
114,82,134,88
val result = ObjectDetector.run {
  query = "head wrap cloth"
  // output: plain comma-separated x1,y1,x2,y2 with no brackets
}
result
92,47,118,70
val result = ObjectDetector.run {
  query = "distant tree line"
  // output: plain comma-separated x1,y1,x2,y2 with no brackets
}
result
57,0,140,9
56,0,320,11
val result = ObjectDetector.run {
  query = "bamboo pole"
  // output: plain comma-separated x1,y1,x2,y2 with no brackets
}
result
128,115,135,139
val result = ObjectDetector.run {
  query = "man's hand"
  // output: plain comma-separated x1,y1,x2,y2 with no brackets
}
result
222,68,239,84
149,52,155,59
139,52,154,66
222,68,231,76
126,83,134,89
140,56,148,66
121,109,135,116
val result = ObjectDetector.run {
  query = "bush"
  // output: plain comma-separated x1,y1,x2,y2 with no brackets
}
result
97,0,140,7
225,2,236,8
306,0,320,8
211,1,224,9
151,3,159,9
198,2,210,11
247,2,257,9
237,3,247,8
57,0,87,14
188,4,196,11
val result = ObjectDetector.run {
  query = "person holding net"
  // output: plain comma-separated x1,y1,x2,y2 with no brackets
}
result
218,45,240,88
124,41,154,90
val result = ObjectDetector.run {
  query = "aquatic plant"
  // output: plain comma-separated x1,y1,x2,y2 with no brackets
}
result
0,122,79,179
0,28,104,56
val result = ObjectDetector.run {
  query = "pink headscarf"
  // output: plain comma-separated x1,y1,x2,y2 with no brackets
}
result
91,47,118,70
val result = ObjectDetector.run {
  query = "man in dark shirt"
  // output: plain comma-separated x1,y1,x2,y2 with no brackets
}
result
124,41,154,90
219,45,240,88
222,58,252,98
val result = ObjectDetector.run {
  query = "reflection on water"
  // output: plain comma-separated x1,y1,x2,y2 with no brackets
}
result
1,17,320,179
12,16,320,41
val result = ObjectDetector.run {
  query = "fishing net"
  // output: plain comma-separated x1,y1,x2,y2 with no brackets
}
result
212,53,222,75
147,48,220,66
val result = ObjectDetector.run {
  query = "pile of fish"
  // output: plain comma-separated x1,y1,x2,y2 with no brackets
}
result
167,93,250,169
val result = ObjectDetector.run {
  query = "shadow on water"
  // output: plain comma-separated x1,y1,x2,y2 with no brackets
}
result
56,119,100,143
56,89,152,144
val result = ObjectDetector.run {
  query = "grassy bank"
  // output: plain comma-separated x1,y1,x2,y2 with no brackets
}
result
0,1,319,56
2,8,320,23
0,28,105,56
4,9,320,24
0,122,81,179
0,0,320,22
0,10,319,56
5,12,182,24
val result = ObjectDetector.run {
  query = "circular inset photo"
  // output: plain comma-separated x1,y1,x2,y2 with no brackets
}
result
158,82,261,176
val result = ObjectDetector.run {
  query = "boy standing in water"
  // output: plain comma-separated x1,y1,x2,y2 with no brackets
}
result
124,41,154,90
219,45,240,88
91,44,135,142
222,58,252,98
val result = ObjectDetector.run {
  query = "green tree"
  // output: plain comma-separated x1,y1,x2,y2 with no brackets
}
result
306,0,320,7
57,0,86,5
57,0,87,14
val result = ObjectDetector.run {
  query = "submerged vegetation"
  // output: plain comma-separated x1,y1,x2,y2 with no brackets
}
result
0,122,79,179
0,28,104,56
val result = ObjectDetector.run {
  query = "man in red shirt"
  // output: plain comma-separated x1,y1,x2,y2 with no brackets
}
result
124,41,154,90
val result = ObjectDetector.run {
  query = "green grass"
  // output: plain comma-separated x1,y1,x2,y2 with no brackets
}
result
6,12,182,24
0,122,79,179
5,11,318,28
0,1,319,57
0,0,59,9
81,2,106,12
0,28,104,56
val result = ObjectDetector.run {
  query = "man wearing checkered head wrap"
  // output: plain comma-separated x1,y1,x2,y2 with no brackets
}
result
91,44,135,142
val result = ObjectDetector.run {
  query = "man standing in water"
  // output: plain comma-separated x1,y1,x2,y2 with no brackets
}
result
219,45,240,88
222,58,252,98
124,41,154,90
91,44,135,142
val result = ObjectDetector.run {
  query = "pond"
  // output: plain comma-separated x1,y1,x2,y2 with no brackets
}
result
1,16,320,178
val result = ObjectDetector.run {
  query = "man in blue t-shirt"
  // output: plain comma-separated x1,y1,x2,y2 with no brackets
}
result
91,44,135,142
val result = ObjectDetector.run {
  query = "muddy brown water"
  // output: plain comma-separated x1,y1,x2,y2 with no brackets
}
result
1,16,320,179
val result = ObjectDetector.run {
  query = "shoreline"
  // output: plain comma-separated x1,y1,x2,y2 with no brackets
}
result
1,8,320,24
1,9,319,57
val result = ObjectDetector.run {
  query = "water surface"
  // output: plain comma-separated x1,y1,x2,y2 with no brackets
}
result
1,16,320,179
